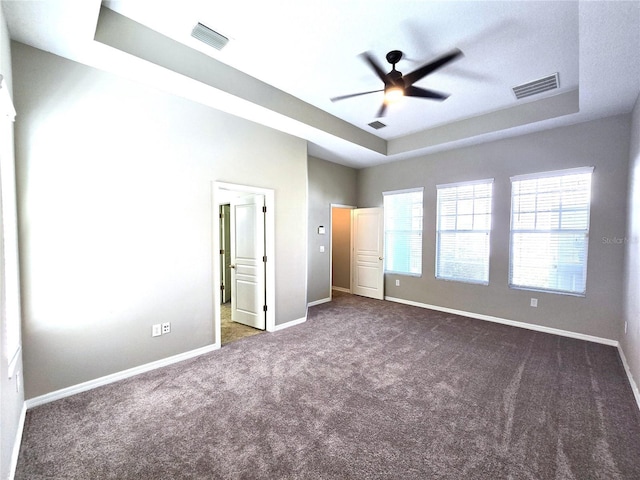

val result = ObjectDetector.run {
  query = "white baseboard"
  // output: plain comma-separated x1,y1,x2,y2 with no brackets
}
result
617,346,640,412
25,344,218,409
307,297,331,307
9,402,27,480
272,316,307,331
384,296,618,347
332,286,351,293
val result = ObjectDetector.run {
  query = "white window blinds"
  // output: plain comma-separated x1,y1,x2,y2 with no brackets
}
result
436,179,493,284
509,167,593,296
383,188,423,276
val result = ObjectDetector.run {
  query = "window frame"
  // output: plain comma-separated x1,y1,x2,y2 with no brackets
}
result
435,178,494,285
508,166,594,297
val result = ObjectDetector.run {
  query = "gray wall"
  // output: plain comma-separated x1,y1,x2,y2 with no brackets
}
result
0,5,24,478
623,95,640,390
13,43,308,399
307,157,357,304
358,115,630,341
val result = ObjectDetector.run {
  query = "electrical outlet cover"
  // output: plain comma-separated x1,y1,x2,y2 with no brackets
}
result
152,324,162,337
162,322,171,334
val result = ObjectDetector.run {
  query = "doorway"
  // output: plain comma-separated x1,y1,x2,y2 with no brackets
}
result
329,206,385,301
219,203,261,345
330,205,355,298
213,182,276,348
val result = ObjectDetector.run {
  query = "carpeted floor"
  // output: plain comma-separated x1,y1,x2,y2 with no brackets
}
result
15,292,640,479
220,302,264,345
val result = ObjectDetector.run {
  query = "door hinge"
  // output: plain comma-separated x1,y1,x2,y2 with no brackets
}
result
262,206,267,213
220,283,225,291
263,305,268,312
220,249,225,255
263,255,267,262
219,213,224,219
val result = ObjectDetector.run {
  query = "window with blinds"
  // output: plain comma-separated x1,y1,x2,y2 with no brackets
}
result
509,167,593,296
436,179,493,284
383,188,423,276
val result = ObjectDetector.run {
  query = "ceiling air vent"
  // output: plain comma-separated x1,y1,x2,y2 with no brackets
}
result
368,121,386,130
191,22,229,50
512,73,559,100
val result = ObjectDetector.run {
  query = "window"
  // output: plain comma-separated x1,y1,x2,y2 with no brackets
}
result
436,179,493,284
383,188,423,276
509,167,593,296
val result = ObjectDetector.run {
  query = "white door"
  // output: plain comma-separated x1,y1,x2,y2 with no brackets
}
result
352,207,384,300
230,194,266,329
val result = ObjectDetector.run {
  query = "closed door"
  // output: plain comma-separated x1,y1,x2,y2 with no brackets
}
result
230,194,266,330
352,207,384,300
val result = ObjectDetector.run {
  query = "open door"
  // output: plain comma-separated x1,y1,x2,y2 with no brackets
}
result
219,204,231,304
230,194,266,330
352,207,384,300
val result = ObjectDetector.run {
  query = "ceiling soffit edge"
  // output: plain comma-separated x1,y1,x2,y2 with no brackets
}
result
93,6,386,156
388,89,580,156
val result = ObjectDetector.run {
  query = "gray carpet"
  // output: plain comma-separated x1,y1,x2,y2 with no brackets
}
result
16,292,640,479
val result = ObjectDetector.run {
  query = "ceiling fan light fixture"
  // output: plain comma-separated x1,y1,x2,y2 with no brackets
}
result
384,86,404,104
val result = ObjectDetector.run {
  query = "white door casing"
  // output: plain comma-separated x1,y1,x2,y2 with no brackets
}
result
230,194,266,330
352,207,384,300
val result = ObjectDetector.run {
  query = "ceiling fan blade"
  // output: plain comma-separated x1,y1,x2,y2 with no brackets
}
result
403,48,463,86
330,89,384,102
376,102,387,118
360,52,389,84
405,85,450,101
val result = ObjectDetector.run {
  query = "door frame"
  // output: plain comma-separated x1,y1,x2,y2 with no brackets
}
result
212,182,276,348
330,204,356,299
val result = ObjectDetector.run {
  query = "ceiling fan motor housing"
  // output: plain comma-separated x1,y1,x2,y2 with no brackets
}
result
330,47,463,118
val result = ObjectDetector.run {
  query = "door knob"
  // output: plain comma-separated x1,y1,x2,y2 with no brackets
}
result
229,264,236,269
379,257,383,261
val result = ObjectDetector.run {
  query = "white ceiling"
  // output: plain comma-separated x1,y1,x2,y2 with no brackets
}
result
3,0,640,168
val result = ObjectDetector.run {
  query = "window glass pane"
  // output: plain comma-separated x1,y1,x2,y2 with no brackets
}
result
560,210,589,229
535,211,560,230
436,180,493,285
458,199,473,215
474,213,492,231
440,215,456,230
537,192,560,211
474,197,491,214
513,212,535,230
538,176,561,192
517,193,536,212
457,214,473,230
440,200,457,216
509,169,592,295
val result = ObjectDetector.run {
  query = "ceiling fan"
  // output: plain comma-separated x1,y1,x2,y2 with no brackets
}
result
331,48,463,118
